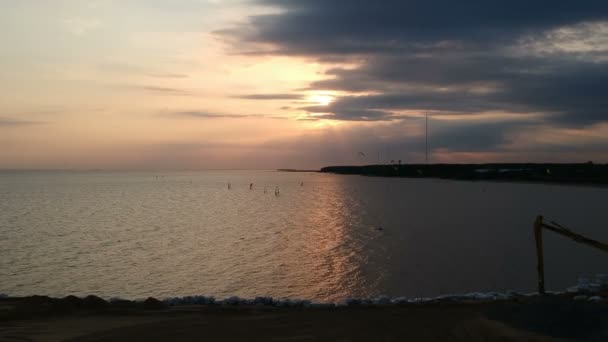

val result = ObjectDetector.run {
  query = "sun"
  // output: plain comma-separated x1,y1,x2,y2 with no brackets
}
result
308,94,334,106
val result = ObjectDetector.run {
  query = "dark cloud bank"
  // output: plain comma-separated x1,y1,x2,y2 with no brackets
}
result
219,1,608,159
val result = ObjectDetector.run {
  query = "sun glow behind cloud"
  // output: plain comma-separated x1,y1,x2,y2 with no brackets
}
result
308,94,334,106
0,0,354,169
2,1,608,169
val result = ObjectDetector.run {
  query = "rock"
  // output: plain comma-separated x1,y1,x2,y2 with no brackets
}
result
588,296,603,303
82,295,108,309
391,297,409,305
253,297,274,306
142,297,165,310
52,295,84,312
573,295,588,301
373,296,391,305
109,298,135,308
345,298,361,306
15,295,55,315
589,283,602,293
222,296,243,305
567,286,580,293
62,295,83,307
22,295,53,306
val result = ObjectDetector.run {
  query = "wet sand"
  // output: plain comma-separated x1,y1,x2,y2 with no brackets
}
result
1,296,607,341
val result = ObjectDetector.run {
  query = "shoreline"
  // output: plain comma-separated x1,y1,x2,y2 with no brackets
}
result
3,275,606,308
1,291,607,341
2,286,605,312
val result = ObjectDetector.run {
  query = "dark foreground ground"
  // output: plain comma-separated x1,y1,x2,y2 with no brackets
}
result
320,163,608,186
1,295,608,341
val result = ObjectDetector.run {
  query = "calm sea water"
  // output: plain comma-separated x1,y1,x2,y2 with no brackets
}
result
1,170,607,302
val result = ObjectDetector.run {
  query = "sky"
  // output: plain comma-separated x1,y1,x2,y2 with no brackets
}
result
1,0,608,170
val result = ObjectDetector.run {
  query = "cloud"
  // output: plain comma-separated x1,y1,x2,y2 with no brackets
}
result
220,1,608,127
123,117,531,169
62,17,100,36
234,93,303,100
301,104,396,121
120,85,193,96
249,117,571,167
228,1,608,55
149,73,189,79
172,111,265,119
98,63,189,79
0,117,43,127
138,85,191,94
170,111,302,121
311,54,608,125
426,120,536,152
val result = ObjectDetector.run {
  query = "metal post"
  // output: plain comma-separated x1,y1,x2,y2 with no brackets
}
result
425,113,428,165
534,215,545,295
532,215,608,294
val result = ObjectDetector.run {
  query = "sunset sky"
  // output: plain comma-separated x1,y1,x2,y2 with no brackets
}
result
1,0,608,170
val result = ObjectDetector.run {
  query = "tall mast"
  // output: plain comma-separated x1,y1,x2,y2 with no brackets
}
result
425,113,428,165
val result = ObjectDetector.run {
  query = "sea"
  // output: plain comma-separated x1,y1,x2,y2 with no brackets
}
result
1,170,607,303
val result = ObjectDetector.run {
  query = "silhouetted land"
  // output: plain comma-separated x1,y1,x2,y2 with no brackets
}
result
277,168,319,172
321,163,608,186
1,294,608,341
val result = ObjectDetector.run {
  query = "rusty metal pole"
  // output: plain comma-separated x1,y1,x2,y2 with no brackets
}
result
534,215,545,295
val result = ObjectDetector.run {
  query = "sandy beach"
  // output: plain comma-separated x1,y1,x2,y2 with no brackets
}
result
1,295,607,341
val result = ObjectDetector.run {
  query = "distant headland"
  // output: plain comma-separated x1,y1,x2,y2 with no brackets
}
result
277,169,319,172
320,163,608,186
